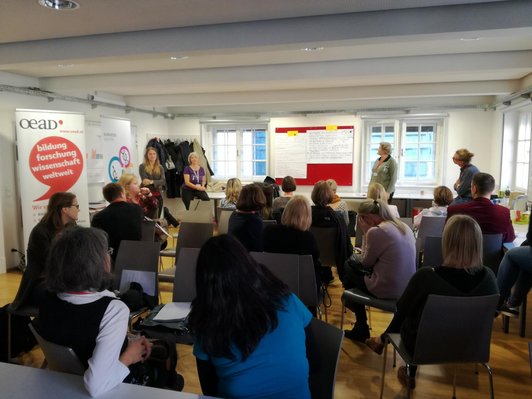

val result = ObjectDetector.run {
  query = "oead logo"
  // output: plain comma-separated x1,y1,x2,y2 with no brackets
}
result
19,118,63,130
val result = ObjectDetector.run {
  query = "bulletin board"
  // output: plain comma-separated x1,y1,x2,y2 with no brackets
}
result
274,126,354,186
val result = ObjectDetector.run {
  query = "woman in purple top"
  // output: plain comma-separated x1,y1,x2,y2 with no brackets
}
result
181,151,209,210
342,199,416,343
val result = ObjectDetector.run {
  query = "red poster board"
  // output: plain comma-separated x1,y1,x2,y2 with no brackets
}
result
275,126,353,186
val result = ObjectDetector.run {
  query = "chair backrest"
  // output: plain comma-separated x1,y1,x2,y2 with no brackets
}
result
189,198,214,215
421,236,443,268
412,294,499,365
172,248,201,302
354,215,364,248
415,216,446,252
113,240,161,300
141,220,156,241
299,254,319,308
399,217,414,230
482,233,504,274
309,226,337,267
250,252,300,296
307,318,344,399
216,207,234,234
176,222,213,259
177,210,213,223
262,219,277,227
29,324,85,375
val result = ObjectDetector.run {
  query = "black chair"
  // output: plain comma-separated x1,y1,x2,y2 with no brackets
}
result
307,318,344,399
113,240,161,328
6,305,39,362
172,248,201,302
159,222,213,283
141,220,156,241
380,294,499,399
340,288,397,331
420,235,443,268
415,216,445,267
482,233,503,274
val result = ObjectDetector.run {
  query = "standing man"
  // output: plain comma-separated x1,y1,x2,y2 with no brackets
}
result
91,183,144,264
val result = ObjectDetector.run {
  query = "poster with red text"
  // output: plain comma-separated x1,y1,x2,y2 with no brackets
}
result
16,109,90,251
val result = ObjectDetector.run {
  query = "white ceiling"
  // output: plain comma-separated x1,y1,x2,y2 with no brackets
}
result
1,0,531,116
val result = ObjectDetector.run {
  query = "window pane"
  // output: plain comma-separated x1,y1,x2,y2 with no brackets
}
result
242,131,252,145
254,145,266,160
420,145,434,160
372,126,382,134
254,161,266,176
254,130,266,144
404,148,418,160
404,162,417,177
384,133,394,142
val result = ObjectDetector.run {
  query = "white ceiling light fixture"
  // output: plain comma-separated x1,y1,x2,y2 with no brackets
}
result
38,0,79,10
301,47,324,52
170,56,189,60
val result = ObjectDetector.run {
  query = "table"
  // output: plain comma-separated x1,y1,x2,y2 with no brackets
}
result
0,362,217,399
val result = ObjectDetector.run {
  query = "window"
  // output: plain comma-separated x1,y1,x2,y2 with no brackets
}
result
515,111,531,191
204,124,268,180
364,117,444,187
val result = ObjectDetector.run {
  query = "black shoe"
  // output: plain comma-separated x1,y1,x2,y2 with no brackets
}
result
344,323,370,343
164,207,179,227
498,303,519,317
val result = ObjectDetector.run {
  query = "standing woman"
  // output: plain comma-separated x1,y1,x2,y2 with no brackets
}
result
139,146,166,216
228,183,265,252
365,215,498,389
189,235,312,399
451,148,479,204
369,142,398,202
10,192,79,310
181,151,209,210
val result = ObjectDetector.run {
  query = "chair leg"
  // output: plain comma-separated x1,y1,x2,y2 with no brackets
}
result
393,348,396,367
405,364,412,399
7,312,12,362
520,297,527,338
379,340,389,399
367,306,372,330
502,314,509,333
340,303,345,330
480,363,495,399
452,366,457,399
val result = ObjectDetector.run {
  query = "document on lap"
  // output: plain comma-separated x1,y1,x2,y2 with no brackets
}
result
153,302,192,322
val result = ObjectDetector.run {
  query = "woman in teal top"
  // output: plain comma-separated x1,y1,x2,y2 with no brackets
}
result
188,235,312,399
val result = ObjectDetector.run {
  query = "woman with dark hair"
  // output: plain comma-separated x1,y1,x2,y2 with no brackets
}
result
10,192,79,310
36,227,153,397
365,215,498,389
343,199,415,343
311,180,353,282
139,146,165,215
228,183,266,251
272,176,296,210
189,235,312,399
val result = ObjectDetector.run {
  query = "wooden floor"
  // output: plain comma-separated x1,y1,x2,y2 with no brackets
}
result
2,265,532,398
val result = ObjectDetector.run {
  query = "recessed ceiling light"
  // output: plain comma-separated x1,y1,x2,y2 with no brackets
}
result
302,47,324,52
170,56,189,60
460,37,483,41
38,0,79,10
57,64,75,68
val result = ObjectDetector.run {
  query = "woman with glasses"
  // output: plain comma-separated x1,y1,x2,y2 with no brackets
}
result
10,192,79,310
369,142,398,202
342,199,415,343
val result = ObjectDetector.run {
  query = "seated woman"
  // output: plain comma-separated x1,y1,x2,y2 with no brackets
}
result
311,180,353,282
260,183,275,220
367,183,400,218
228,183,265,252
497,214,532,315
35,227,154,397
181,151,210,210
342,199,416,343
413,185,453,229
326,179,349,226
188,235,312,399
263,195,323,290
220,177,242,209
119,173,178,227
365,215,498,389
273,176,296,210
10,192,79,311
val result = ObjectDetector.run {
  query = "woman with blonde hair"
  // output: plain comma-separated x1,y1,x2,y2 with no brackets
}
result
326,179,349,226
343,199,415,343
367,182,400,218
263,195,324,289
139,146,165,216
365,214,498,388
451,148,479,204
369,141,398,202
413,185,453,228
181,151,210,210
220,178,242,209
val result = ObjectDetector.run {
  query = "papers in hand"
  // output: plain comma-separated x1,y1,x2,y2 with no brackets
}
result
153,302,191,322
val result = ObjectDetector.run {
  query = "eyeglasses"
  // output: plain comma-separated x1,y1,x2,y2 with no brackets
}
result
71,204,80,209
107,248,114,256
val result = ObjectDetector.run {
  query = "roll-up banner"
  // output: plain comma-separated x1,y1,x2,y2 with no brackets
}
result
16,109,90,251
101,116,133,183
